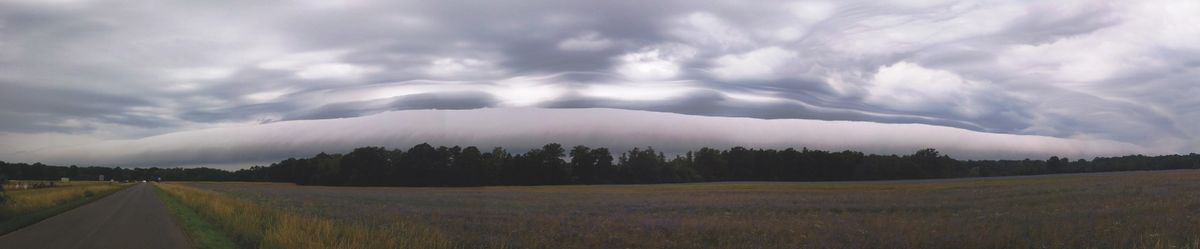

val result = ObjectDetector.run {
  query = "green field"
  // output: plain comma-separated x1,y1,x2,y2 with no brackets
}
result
166,170,1200,249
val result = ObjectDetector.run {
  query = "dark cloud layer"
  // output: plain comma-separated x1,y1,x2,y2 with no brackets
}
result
17,108,1146,169
0,0,1197,167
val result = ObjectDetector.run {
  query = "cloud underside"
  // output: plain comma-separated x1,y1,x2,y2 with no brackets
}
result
16,108,1144,169
1,0,1198,167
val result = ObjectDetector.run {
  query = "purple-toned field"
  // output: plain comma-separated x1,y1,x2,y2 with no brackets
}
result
184,170,1200,249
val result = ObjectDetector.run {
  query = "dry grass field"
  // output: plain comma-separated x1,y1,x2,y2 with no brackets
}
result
178,170,1200,249
0,181,127,221
156,183,450,249
0,180,130,235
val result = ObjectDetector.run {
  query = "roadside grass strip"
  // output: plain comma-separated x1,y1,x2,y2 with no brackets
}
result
0,183,130,235
156,186,240,249
155,182,451,249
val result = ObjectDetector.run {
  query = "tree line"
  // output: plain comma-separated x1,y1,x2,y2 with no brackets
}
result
3,143,1199,186
0,162,261,182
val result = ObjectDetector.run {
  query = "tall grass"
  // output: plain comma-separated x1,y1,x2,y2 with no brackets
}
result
0,181,127,220
185,170,1200,249
154,183,451,249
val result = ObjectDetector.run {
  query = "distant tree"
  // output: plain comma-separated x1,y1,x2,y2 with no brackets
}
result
340,147,390,185
590,147,615,183
313,153,343,185
532,143,568,185
909,148,955,178
693,147,727,181
1046,156,1064,173
402,143,442,186
454,146,484,186
481,147,510,185
620,147,675,183
570,146,596,184
668,155,702,182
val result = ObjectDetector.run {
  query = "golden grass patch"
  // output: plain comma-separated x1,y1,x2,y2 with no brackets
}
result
155,182,451,249
0,181,127,220
182,170,1200,249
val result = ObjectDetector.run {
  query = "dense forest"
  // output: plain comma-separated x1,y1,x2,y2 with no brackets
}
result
3,143,1200,186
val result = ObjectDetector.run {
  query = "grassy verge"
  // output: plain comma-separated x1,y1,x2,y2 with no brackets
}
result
156,186,239,249
0,182,130,235
154,182,451,249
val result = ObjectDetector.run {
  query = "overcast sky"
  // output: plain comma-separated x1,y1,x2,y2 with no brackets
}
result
1,0,1197,168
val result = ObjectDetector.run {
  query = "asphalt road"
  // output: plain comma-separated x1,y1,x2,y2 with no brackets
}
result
0,183,191,249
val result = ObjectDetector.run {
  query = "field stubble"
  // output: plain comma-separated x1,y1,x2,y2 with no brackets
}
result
0,181,130,235
183,170,1200,249
0,181,127,220
156,183,450,249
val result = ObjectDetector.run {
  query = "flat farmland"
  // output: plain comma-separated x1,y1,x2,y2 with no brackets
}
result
183,170,1200,249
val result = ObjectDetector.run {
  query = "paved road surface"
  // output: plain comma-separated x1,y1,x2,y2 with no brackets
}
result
0,183,191,249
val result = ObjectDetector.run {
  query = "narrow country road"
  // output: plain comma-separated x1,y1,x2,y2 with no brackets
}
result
0,183,191,249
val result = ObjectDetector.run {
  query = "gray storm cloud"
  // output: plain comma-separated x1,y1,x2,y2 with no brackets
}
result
0,0,1198,167
10,108,1146,169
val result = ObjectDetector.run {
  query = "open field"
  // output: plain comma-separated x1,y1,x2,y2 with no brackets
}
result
0,181,130,234
1,181,128,219
157,183,449,249
179,170,1200,249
